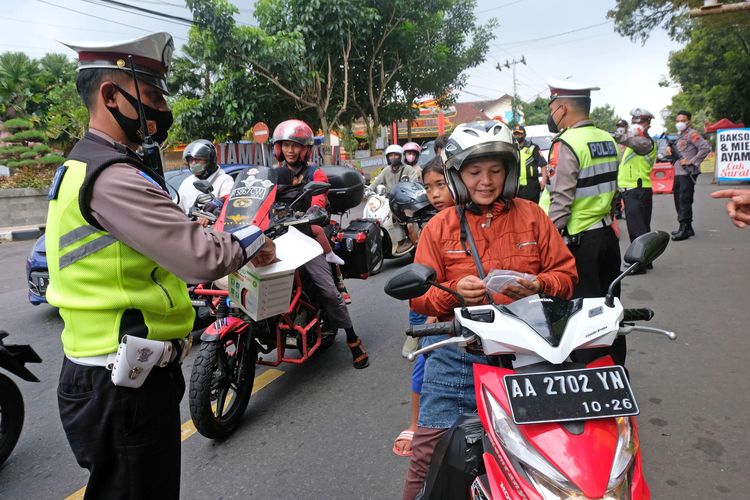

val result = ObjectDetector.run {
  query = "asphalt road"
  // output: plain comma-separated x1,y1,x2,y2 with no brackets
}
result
0,176,748,499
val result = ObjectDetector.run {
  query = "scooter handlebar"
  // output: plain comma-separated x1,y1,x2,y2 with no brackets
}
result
406,321,456,338
623,308,654,322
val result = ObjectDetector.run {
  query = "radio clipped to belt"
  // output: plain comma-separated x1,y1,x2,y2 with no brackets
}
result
110,335,191,388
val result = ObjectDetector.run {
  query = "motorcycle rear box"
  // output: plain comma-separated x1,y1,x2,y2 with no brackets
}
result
334,218,380,279
321,166,365,213
229,227,322,321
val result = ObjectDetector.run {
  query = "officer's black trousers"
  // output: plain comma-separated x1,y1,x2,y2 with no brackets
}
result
568,225,627,365
621,187,653,242
58,358,184,500
673,174,699,224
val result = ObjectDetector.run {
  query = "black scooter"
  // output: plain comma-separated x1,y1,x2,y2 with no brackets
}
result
0,331,41,467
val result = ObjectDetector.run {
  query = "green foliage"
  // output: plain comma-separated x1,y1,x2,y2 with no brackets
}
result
607,0,693,43
666,24,750,126
2,117,32,130
39,154,66,165
19,150,38,159
590,104,620,132
522,97,549,126
6,159,38,168
32,143,51,154
44,80,88,149
0,145,30,156
8,130,46,142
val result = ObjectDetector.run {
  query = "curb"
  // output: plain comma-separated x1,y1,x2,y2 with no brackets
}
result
0,226,45,242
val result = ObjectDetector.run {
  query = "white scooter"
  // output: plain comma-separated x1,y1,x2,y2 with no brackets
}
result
362,184,415,266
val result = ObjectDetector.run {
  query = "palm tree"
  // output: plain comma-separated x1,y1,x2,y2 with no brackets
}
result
0,52,41,119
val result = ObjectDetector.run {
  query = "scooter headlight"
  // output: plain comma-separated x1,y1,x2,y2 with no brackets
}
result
607,417,636,491
367,196,382,211
483,387,581,496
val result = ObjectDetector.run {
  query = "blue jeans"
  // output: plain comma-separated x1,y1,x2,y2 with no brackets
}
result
409,311,427,394
417,335,489,429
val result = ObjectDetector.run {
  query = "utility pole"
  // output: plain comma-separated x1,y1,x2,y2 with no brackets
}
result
495,56,526,125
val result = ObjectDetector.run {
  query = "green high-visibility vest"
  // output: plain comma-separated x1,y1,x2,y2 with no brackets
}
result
617,141,657,189
518,143,539,186
552,125,619,235
46,153,194,358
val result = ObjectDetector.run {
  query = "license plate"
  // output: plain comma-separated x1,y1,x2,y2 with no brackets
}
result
503,366,638,424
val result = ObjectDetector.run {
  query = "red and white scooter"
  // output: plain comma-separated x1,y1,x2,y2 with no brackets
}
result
385,231,674,500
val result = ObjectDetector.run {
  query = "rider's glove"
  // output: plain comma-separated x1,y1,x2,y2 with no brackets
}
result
204,197,224,216
227,225,267,264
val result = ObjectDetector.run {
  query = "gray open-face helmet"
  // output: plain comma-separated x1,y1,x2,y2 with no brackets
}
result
443,121,520,205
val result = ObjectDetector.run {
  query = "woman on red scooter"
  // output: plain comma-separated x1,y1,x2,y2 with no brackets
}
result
402,121,578,498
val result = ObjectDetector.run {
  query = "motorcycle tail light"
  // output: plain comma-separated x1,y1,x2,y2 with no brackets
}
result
482,386,582,496
355,232,366,243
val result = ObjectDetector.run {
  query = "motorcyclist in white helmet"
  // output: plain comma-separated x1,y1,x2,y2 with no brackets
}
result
370,144,419,192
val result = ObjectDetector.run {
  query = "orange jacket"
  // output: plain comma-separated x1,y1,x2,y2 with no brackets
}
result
410,199,578,320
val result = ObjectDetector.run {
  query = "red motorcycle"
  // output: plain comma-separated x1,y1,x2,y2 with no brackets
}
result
385,231,674,499
188,166,366,439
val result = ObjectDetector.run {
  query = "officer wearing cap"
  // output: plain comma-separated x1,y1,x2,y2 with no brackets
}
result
512,124,548,203
47,32,275,498
615,108,657,272
546,78,624,363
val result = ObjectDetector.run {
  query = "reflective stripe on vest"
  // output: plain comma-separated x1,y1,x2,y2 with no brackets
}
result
554,126,619,235
617,142,657,189
518,145,537,186
45,158,194,357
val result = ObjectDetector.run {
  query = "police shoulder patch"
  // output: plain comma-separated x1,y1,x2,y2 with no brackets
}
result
587,141,617,159
48,165,68,200
138,170,161,188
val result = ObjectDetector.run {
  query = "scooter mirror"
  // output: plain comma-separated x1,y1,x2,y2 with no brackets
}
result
623,230,670,266
193,180,214,194
375,185,387,196
303,181,331,196
384,263,436,300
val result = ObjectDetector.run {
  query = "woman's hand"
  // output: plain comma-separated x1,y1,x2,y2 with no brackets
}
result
502,278,541,301
456,275,486,306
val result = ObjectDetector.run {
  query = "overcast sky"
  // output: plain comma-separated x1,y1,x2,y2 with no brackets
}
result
2,0,682,132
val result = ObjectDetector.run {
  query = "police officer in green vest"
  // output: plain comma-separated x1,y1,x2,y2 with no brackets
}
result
512,124,548,203
615,108,657,272
49,33,276,499
546,78,624,363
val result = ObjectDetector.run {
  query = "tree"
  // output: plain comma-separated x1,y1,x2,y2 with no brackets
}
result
45,80,88,152
0,117,65,189
186,0,369,161
0,52,41,119
665,24,750,127
348,0,495,151
590,104,620,132
521,96,548,126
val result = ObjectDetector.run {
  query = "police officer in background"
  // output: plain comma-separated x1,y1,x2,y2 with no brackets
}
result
615,108,657,273
546,78,624,364
512,124,548,203
48,33,276,498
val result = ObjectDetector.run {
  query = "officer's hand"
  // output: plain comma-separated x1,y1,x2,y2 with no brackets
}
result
712,189,750,228
250,238,277,267
456,275,486,306
503,279,541,301
679,158,691,166
197,217,210,227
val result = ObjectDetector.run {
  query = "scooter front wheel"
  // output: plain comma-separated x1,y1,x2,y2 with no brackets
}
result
0,373,24,466
189,333,256,439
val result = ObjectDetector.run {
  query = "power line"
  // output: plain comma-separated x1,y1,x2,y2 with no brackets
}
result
0,14,143,37
497,20,611,48
476,0,524,15
83,0,195,26
36,0,187,41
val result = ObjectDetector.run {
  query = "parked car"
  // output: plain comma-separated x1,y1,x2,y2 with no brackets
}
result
26,164,253,305
523,124,555,161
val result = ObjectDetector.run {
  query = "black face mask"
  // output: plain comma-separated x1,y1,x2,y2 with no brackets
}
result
388,157,403,170
107,84,173,145
547,105,564,134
